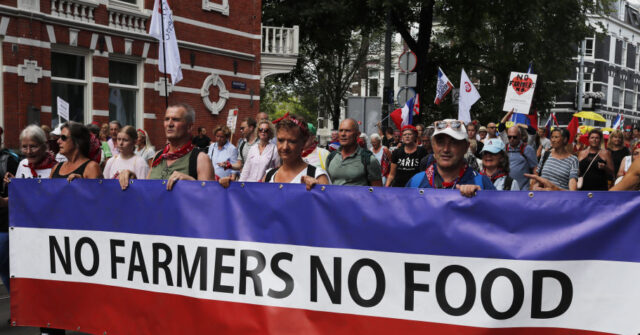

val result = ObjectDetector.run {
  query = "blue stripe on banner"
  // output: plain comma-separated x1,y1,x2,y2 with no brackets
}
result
9,179,640,263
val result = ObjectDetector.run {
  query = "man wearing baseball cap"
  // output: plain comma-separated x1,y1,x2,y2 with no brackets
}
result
406,119,494,196
385,124,427,187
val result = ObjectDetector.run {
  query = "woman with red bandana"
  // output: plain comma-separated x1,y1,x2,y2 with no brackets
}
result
1,125,56,295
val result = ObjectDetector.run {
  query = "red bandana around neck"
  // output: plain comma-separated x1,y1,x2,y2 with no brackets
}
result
426,163,467,189
24,151,56,177
152,142,195,167
481,169,506,183
301,142,317,158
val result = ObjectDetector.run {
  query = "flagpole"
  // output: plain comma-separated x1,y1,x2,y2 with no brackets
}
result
159,0,169,109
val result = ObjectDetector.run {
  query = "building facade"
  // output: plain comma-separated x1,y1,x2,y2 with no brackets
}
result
554,0,640,127
0,0,298,149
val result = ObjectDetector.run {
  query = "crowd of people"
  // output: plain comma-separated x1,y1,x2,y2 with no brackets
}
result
0,103,640,333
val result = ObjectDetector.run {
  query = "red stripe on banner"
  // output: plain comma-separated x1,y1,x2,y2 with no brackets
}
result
10,278,613,335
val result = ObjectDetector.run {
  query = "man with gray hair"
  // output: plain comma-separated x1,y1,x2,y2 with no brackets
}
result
118,103,215,191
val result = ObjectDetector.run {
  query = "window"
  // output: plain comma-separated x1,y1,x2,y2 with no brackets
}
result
625,90,634,110
585,38,594,57
612,87,621,107
368,69,379,97
583,73,593,92
109,60,139,127
203,0,229,16
51,52,88,127
114,0,136,3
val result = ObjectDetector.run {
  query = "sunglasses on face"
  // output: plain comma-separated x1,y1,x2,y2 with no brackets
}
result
434,120,462,130
258,128,269,133
60,135,69,141
507,136,519,139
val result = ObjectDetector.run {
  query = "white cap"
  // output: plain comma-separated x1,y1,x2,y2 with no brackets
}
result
432,119,468,141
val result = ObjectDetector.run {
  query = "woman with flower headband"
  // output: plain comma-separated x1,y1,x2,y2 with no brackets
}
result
135,128,156,164
264,114,329,189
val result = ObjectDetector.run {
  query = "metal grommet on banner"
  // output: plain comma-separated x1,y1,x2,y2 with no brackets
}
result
279,184,284,189
162,181,166,185
47,323,51,327
201,182,206,187
37,179,41,184
419,189,424,195
11,321,16,326
528,192,534,198
10,274,14,278
588,192,593,198
9,227,13,231
321,186,326,191
77,326,81,331
98,180,103,184
368,187,374,193
240,183,245,188
130,180,134,184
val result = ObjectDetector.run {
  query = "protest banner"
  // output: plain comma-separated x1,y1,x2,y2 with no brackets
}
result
9,179,640,334
503,72,537,114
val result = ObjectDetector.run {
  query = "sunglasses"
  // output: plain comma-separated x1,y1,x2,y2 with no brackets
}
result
507,136,519,139
60,135,69,141
435,120,462,130
488,126,496,129
258,128,270,133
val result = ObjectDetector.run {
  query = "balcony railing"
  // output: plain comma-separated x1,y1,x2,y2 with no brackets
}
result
108,8,149,34
262,25,299,56
51,0,98,24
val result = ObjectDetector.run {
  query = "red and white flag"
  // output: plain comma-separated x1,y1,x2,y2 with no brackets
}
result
149,0,183,85
458,69,480,123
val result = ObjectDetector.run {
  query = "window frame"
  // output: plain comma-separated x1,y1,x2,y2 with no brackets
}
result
50,46,92,125
202,0,229,16
108,55,144,128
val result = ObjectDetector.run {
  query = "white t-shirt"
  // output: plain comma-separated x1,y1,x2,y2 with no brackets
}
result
135,146,156,162
15,158,53,179
103,154,150,179
265,165,330,184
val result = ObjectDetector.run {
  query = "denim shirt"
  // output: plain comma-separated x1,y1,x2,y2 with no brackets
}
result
207,141,238,178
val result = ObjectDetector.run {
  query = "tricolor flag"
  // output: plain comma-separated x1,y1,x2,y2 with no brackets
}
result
458,69,480,123
434,68,453,105
543,112,559,136
149,0,183,85
390,94,420,130
612,114,624,130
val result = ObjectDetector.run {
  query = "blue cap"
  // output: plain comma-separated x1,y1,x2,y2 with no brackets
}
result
481,138,505,154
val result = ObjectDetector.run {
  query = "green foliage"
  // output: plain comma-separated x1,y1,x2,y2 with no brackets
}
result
260,75,319,127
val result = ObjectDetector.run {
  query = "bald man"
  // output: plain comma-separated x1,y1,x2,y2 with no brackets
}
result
325,119,382,186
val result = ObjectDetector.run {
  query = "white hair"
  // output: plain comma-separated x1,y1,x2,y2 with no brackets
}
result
19,125,47,147
370,133,381,141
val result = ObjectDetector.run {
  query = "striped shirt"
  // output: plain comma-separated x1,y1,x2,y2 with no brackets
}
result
536,153,579,190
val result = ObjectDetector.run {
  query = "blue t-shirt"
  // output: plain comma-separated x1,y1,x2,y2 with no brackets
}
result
406,164,495,190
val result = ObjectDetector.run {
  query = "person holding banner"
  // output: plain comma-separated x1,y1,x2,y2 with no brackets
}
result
103,126,150,180
49,122,102,181
1,125,52,291
526,128,578,191
264,115,329,189
406,119,494,196
118,103,215,191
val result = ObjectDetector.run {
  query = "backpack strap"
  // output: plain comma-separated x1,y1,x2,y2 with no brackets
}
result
306,164,316,178
538,150,552,175
188,148,201,180
326,150,338,169
264,167,279,183
238,140,246,161
504,176,513,191
360,149,373,186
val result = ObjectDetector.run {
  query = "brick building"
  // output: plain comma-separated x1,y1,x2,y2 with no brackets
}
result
0,0,298,148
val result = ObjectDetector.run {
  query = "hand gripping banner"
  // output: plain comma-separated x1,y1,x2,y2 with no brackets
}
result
8,179,640,334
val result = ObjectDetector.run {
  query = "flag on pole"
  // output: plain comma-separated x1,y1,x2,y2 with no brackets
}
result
612,113,624,130
567,116,579,144
527,61,534,74
434,68,453,105
390,94,420,130
458,69,480,123
543,112,559,136
149,0,183,85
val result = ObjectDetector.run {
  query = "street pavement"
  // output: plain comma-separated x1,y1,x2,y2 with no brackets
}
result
0,283,88,335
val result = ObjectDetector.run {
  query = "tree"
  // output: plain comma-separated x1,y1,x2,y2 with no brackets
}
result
262,0,382,129
375,0,612,124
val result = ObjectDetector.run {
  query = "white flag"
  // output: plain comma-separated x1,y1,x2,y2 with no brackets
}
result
458,69,480,123
149,0,183,85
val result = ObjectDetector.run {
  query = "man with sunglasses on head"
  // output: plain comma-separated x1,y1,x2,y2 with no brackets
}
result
505,125,538,191
407,119,494,197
